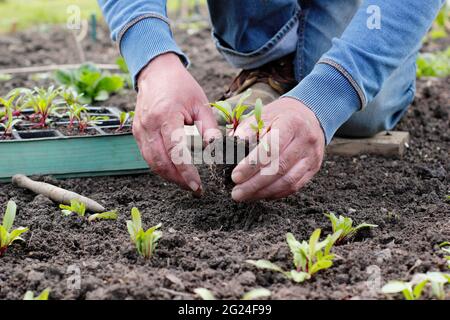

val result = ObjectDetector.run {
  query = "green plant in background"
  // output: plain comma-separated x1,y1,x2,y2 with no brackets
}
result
116,57,132,88
427,5,450,40
127,207,162,259
416,47,450,78
54,64,124,104
210,89,254,134
247,229,342,283
250,98,265,142
60,199,86,217
117,111,134,132
0,73,12,82
88,210,118,223
25,86,60,128
440,242,450,269
78,114,109,133
66,104,87,129
194,288,271,300
382,272,450,300
325,212,378,244
23,288,50,300
0,201,28,256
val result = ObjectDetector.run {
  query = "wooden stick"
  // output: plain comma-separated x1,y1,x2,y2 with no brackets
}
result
0,64,119,75
12,174,105,213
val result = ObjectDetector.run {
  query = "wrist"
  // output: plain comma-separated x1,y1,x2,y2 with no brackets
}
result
137,52,184,86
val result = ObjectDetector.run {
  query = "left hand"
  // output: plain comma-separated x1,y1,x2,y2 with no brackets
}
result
231,97,325,201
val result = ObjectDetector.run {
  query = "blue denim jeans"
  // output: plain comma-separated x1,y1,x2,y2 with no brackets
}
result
207,0,418,138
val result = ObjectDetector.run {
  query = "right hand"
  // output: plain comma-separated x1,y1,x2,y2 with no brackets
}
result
133,53,221,196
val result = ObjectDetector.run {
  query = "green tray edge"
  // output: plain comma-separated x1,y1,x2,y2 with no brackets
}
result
0,134,149,183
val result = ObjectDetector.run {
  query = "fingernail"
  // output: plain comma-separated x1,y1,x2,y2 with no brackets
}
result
188,181,200,192
231,188,244,202
231,171,244,184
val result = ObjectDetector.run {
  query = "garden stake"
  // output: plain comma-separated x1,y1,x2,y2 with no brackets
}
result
12,174,105,212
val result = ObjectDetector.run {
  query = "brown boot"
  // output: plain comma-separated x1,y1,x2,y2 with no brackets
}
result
215,53,298,124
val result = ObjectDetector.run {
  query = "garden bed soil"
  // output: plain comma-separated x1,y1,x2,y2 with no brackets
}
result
0,26,449,300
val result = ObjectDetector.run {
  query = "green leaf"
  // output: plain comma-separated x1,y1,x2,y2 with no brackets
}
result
96,75,124,93
54,70,73,85
8,227,28,244
246,259,284,273
288,270,310,283
241,288,271,300
3,201,17,232
210,101,232,123
413,280,428,299
194,288,216,300
23,288,50,301
94,90,109,102
381,281,410,294
88,211,118,222
236,89,252,109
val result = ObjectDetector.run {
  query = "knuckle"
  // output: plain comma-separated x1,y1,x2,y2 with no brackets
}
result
277,158,290,176
282,174,299,192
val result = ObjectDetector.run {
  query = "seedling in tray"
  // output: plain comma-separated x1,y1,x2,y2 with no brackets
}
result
0,200,29,256
0,92,22,137
78,114,109,134
325,212,378,244
117,111,134,132
246,229,342,283
25,86,60,128
210,89,254,134
127,207,162,259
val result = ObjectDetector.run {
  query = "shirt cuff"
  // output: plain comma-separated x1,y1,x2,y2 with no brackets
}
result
119,17,190,90
283,62,362,144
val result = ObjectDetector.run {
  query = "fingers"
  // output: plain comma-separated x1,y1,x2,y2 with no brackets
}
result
194,104,222,145
231,124,294,185
134,122,189,189
257,170,317,201
160,112,202,194
231,140,305,202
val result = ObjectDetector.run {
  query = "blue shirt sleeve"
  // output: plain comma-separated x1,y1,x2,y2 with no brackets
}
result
284,0,445,144
97,0,189,89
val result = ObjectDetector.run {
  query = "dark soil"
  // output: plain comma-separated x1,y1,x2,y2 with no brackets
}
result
208,136,251,191
0,26,448,300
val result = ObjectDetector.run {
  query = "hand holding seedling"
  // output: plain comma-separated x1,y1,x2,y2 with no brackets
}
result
231,97,325,201
134,53,222,196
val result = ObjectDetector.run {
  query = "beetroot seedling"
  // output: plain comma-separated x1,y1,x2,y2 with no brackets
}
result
60,199,86,217
247,229,342,283
116,111,134,132
325,212,377,244
382,272,450,300
88,210,118,223
23,288,50,300
439,242,450,269
66,104,87,129
0,201,29,257
78,114,109,133
127,207,162,259
26,86,60,128
250,98,265,142
210,89,253,134
194,288,271,300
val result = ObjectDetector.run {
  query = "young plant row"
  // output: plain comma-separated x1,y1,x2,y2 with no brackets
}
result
0,86,134,138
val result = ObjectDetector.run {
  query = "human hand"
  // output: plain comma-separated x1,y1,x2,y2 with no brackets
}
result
231,97,325,201
133,53,221,196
